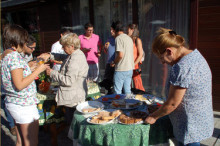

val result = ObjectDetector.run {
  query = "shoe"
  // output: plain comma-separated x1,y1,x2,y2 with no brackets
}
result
10,127,16,136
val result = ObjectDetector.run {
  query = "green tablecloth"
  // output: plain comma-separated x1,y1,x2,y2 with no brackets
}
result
37,92,65,126
69,107,173,146
87,82,101,100
37,82,101,125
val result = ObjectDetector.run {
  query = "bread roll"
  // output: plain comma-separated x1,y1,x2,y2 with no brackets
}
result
111,110,122,117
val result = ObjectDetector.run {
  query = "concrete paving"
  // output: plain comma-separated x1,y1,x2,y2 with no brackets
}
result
1,108,220,146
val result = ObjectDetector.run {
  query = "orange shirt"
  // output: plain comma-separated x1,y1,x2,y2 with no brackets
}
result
133,42,139,69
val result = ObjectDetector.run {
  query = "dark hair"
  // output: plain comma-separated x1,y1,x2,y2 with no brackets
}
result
84,23,93,29
60,27,71,35
113,21,124,33
2,24,28,49
27,35,36,46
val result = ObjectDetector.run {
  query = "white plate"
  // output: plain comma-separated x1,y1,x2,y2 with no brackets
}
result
97,94,126,103
110,99,142,109
142,94,165,105
76,101,104,114
87,109,117,125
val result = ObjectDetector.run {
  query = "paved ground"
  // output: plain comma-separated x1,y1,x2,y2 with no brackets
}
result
1,108,220,146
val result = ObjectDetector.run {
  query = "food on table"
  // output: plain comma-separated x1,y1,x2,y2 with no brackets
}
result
135,94,147,101
89,110,122,124
38,80,51,93
111,99,140,108
111,110,122,117
112,100,126,108
115,95,120,99
82,107,101,113
101,95,121,102
102,97,109,101
119,114,142,124
119,111,148,124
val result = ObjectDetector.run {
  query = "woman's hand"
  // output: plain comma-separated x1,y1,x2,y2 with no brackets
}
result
38,53,50,61
145,115,157,124
95,51,101,57
28,61,37,72
46,68,52,76
36,63,50,73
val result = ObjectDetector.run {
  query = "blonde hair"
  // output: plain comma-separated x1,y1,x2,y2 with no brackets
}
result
152,27,187,56
59,33,80,50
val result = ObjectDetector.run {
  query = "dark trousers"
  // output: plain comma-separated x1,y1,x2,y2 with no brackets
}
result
99,63,115,94
64,107,76,125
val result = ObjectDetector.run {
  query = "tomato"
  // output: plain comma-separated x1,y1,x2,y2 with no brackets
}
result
115,95,120,99
102,97,108,101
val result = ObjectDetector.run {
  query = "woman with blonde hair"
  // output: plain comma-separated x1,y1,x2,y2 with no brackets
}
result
127,24,145,91
39,33,89,125
1,24,49,146
145,27,214,146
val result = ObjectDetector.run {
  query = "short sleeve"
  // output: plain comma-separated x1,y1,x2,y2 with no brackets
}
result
169,63,192,88
8,53,25,71
115,37,124,52
51,43,56,52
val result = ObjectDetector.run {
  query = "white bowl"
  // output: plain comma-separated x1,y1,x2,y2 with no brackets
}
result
76,101,104,114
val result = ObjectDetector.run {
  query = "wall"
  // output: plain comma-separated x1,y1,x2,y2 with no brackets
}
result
198,0,220,111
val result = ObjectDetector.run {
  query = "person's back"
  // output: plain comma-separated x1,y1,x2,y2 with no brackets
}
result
115,33,134,71
111,21,134,94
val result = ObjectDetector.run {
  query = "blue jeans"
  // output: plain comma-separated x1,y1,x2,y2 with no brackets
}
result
178,142,200,146
1,95,15,128
113,70,133,94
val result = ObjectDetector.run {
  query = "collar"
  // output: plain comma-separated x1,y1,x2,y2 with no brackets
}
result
83,34,94,39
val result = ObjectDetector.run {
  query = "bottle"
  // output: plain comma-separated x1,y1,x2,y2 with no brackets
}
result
37,58,45,65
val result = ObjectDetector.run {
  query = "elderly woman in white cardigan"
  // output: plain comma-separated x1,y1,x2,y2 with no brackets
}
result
40,33,89,124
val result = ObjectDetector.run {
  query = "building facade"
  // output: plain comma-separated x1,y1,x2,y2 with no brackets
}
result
2,0,219,110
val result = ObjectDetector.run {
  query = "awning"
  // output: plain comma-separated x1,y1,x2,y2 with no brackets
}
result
1,0,38,8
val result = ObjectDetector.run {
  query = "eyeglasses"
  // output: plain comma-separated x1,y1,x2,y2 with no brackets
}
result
27,46,36,50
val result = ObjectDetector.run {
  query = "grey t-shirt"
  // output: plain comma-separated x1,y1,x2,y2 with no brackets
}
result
115,33,134,71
